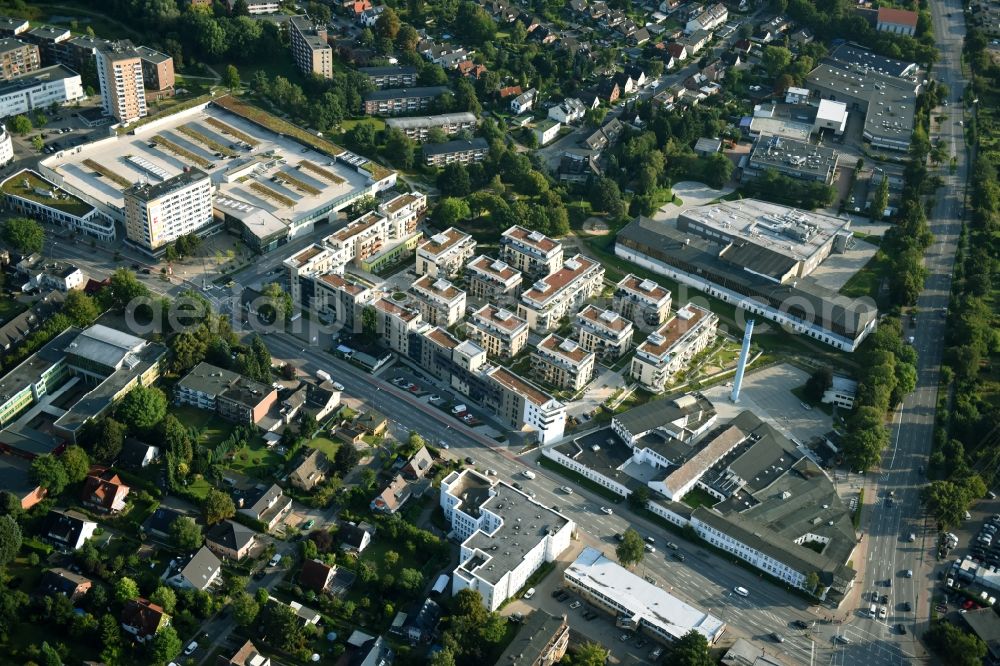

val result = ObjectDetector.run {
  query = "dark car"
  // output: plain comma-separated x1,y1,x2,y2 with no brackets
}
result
896,623,907,635
551,589,563,598
464,456,475,465
770,632,785,643
512,482,523,490
672,552,686,561
902,601,912,612
252,570,266,581
615,533,624,542
792,620,810,630
884,579,892,588
881,594,889,604
871,591,879,602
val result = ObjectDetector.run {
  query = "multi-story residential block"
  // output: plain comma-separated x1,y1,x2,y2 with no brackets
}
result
379,191,427,233
422,137,489,167
686,2,728,33
309,272,373,332
575,305,634,362
2,169,116,241
358,65,418,89
289,15,332,79
323,208,421,274
385,112,477,142
228,0,281,13
371,297,422,354
517,255,604,332
416,227,476,277
483,366,566,444
362,86,448,115
630,303,718,392
441,469,574,610
0,38,39,81
495,612,570,666
499,225,563,278
23,25,70,65
175,362,278,426
134,45,174,93
532,334,595,392
0,64,83,117
612,273,672,330
409,275,466,327
465,304,529,360
60,35,108,75
95,42,147,124
464,255,522,305
284,244,341,311
0,17,29,38
123,168,213,253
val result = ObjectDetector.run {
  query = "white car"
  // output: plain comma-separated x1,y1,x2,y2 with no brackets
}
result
560,486,573,494
733,586,750,597
184,642,199,656
522,470,536,480
878,606,887,620
599,506,613,515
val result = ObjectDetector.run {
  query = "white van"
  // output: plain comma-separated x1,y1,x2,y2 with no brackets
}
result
269,553,282,567
522,470,536,480
868,604,877,618
734,586,750,597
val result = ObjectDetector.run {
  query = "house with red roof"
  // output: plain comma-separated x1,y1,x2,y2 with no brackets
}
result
81,467,130,513
876,7,918,36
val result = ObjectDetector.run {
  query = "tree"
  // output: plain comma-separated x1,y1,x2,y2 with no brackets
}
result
361,305,377,339
106,268,150,311
396,24,420,51
925,621,988,666
591,177,624,218
438,163,471,197
62,291,99,327
31,454,68,496
804,367,833,402
232,591,260,626
3,217,45,254
114,577,139,603
88,417,126,464
627,487,650,510
170,516,203,551
117,385,167,431
871,175,889,221
260,282,293,324
568,643,609,666
262,597,305,651
375,7,401,40
150,625,182,664
361,468,377,490
923,476,985,529
616,528,644,568
31,135,43,152
40,641,63,666
203,489,236,525
384,128,416,169
702,152,734,188
347,121,377,151
61,445,90,484
433,197,471,227
149,586,176,614
231,0,251,16
398,568,423,594
9,115,31,134
0,515,21,568
761,46,793,77
224,64,240,90
668,629,713,666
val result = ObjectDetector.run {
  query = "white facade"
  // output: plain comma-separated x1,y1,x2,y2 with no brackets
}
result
685,3,727,33
814,99,848,135
0,64,83,117
822,376,857,409
534,120,561,146
416,227,476,277
2,169,116,242
691,513,808,589
124,170,214,252
0,126,12,164
548,98,586,124
630,303,718,392
518,255,605,331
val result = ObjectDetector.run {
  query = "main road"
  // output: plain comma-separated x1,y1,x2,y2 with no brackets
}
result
841,1,968,664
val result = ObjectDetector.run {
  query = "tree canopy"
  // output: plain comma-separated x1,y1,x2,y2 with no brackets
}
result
2,218,44,254
616,528,645,568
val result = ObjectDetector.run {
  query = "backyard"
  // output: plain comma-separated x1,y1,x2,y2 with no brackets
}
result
171,405,236,448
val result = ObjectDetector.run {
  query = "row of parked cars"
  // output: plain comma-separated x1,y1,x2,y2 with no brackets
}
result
970,515,1000,567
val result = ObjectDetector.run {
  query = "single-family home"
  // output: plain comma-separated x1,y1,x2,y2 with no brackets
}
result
300,558,338,594
613,72,636,96
510,88,537,114
38,568,92,601
356,410,388,436
289,449,331,491
596,79,620,103
371,474,412,514
168,546,222,591
143,507,186,540
666,42,688,63
44,509,97,551
629,27,650,45
534,119,561,146
205,520,257,561
498,85,522,100
339,521,374,554
0,454,46,509
81,467,130,513
121,598,170,643
548,98,587,124
119,438,160,469
219,640,271,666
624,65,648,89
238,484,292,530
401,446,434,480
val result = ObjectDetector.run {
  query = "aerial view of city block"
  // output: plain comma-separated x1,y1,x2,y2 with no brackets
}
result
0,0,993,664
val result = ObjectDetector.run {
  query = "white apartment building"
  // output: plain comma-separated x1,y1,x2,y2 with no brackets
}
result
499,225,563,278
2,169,116,241
323,206,420,272
0,125,12,164
385,112,478,142
95,43,147,124
416,227,476,278
531,334,595,392
0,64,83,117
464,255,523,305
371,297,422,354
379,191,427,234
310,272,373,333
686,3,728,33
612,273,671,331
484,366,566,444
518,255,604,332
284,244,341,311
229,0,281,13
123,168,213,253
630,303,718,392
464,304,529,360
409,275,466,327
441,469,574,611
575,305,634,362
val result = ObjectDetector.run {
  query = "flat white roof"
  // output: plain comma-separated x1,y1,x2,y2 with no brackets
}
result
565,547,726,643
816,98,849,123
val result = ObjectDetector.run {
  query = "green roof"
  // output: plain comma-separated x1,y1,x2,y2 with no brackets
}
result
2,170,94,217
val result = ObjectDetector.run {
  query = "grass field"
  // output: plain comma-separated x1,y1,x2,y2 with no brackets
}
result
681,486,719,510
839,251,887,300
227,440,283,478
306,436,340,458
185,476,213,500
171,405,235,448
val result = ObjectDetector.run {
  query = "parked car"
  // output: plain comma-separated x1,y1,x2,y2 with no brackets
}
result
599,506,613,515
792,620,810,629
184,642,198,656
896,623,907,635
569,601,582,609
770,633,785,643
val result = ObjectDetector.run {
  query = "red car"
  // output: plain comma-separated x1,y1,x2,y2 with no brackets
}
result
963,599,977,610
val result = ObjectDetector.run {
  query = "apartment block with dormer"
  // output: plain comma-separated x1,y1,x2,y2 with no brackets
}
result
284,244,342,311
465,304,529,360
575,305,634,362
499,225,563,279
612,273,672,331
372,298,422,354
379,191,426,236
416,227,476,278
309,272,373,333
465,255,523,305
409,275,466,327
518,255,604,332
630,303,718,392
532,334,595,392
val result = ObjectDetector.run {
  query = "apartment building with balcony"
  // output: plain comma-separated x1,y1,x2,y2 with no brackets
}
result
324,209,420,274
575,305,634,362
517,255,604,332
483,366,566,444
95,42,147,124
386,112,477,142
409,275,466,327
362,86,448,116
379,191,426,235
310,272,372,333
416,227,476,278
465,304,529,360
134,46,174,93
289,15,333,79
358,65,418,89
123,168,213,254
464,255,522,305
499,225,564,279
630,303,718,392
612,273,672,331
422,138,489,167
531,334,595,392
0,38,39,81
371,298,422,354
284,244,341,311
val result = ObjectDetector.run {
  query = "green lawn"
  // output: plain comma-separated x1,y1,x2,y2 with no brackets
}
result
306,436,340,458
227,440,283,478
839,251,887,300
171,405,235,448
185,476,213,500
681,486,719,510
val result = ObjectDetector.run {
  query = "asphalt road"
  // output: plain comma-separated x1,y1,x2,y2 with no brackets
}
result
841,2,968,664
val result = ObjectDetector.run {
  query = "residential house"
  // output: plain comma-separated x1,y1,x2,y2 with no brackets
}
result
359,6,385,27
686,2,727,33
206,520,258,561
534,119,561,146
44,509,96,550
300,558,338,594
613,72,636,96
371,474,412,514
399,598,442,643
340,521,374,554
217,640,271,666
595,79,620,103
557,150,601,184
289,449,331,491
401,445,434,480
548,98,587,124
666,42,688,63
409,275,467,327
175,362,278,427
119,438,159,469
144,507,185,540
510,88,537,114
370,297,422,354
356,410,388,436
517,255,605,332
612,274,672,330
0,454,45,509
362,86,449,116
168,546,222,591
465,304,530,360
629,303,718,392
81,467,130,513
624,65,648,89
38,568,92,602
358,65,419,89
499,225,563,278
121,598,170,643
416,227,476,277
0,290,64,353
456,60,488,78
498,85,522,100
694,137,722,155
681,29,712,55
385,112,478,142
238,484,292,530
575,305,634,362
422,137,489,167
629,27,650,45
